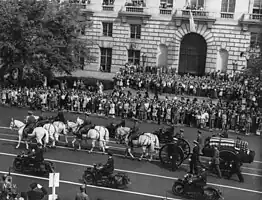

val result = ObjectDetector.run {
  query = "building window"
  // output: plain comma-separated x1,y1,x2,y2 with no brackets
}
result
100,48,112,72
128,50,140,65
130,24,141,39
253,0,262,14
160,0,173,8
102,0,114,5
125,0,146,7
185,0,204,10
102,22,113,37
250,33,260,48
221,0,236,13
75,50,85,70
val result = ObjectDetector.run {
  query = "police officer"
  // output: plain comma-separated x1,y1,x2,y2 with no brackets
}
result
212,146,222,178
100,152,114,177
34,143,44,171
189,140,200,175
23,111,36,137
167,137,180,171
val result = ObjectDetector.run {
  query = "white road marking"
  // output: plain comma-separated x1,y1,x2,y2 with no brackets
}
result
0,170,180,200
0,152,262,194
0,136,261,177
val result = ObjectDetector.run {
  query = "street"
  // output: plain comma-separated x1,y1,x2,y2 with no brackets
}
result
0,106,261,200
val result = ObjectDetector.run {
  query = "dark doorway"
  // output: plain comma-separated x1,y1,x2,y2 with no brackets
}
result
178,33,207,76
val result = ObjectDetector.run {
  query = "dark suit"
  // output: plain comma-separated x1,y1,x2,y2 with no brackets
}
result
102,157,114,175
26,187,47,200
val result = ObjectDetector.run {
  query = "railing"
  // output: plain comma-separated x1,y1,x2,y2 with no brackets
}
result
181,9,209,17
69,0,91,9
249,13,262,20
220,12,234,19
102,4,114,11
125,6,144,13
160,8,172,15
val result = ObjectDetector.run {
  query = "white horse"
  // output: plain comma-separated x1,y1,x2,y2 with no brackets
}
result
53,121,69,145
43,123,59,148
115,126,131,143
116,130,160,161
29,127,49,148
72,125,109,153
9,118,48,149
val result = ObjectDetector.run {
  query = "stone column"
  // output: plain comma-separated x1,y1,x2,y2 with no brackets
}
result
248,0,254,13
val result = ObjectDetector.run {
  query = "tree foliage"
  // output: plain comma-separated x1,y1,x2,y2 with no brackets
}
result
0,0,96,82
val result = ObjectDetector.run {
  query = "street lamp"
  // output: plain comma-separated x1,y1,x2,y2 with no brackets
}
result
142,53,147,72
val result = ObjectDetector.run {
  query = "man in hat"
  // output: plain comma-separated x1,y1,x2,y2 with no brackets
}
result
23,111,37,138
167,137,180,171
189,140,200,174
26,182,47,200
128,119,140,146
212,145,222,178
99,152,114,177
175,129,184,139
77,113,93,137
75,184,90,200
228,151,244,182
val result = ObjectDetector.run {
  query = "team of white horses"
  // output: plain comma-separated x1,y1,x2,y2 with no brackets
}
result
9,116,160,161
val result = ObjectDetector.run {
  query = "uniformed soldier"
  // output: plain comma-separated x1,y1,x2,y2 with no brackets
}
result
189,140,200,175
167,137,180,171
197,130,203,152
128,119,140,145
228,151,244,182
78,113,92,135
212,146,222,178
54,110,66,124
23,111,36,137
36,109,49,127
175,129,184,139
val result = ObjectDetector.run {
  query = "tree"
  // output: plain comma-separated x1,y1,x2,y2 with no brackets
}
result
0,0,96,83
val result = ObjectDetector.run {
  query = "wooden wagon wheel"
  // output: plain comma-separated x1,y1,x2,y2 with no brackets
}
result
177,138,191,160
159,144,184,166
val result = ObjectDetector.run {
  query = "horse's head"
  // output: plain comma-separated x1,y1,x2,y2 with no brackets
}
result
76,117,84,126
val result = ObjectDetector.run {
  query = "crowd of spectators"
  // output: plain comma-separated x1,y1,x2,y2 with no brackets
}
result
0,70,261,135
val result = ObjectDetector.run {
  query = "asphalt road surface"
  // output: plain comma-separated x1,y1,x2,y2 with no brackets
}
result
0,106,261,200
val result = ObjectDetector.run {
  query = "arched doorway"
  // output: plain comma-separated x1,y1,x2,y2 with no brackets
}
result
156,44,168,67
178,33,207,76
216,49,229,72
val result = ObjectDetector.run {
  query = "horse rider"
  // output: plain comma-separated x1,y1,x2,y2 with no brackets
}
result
54,110,66,124
36,109,49,127
119,119,126,127
128,119,140,146
212,145,222,178
99,152,114,177
23,111,37,138
175,129,184,139
167,137,180,171
78,113,92,132
189,140,200,175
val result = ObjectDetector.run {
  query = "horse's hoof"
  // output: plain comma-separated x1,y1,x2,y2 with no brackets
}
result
15,146,19,149
138,158,142,161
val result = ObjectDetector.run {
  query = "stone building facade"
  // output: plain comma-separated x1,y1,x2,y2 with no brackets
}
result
77,0,261,76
